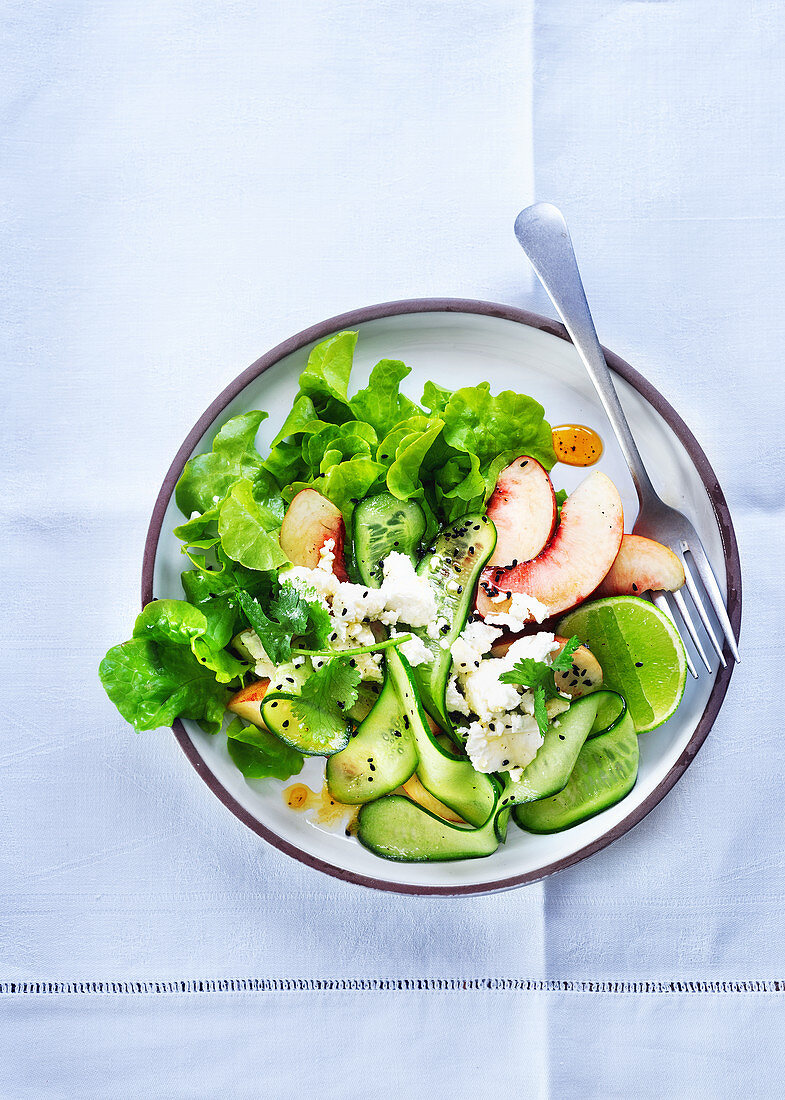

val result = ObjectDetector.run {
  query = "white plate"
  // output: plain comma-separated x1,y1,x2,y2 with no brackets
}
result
144,300,741,895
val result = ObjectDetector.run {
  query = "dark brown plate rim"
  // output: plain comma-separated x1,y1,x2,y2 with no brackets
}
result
142,298,742,897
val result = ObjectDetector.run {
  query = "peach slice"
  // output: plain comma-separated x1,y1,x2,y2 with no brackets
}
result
595,533,685,597
490,634,603,698
476,471,623,622
485,456,557,570
279,488,349,581
228,678,270,727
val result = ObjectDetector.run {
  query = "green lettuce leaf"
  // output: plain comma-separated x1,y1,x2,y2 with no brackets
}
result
218,479,289,571
314,456,387,520
99,637,229,733
175,411,268,516
349,359,421,436
298,330,358,406
441,384,557,471
420,379,452,415
386,420,445,500
226,716,304,780
133,598,246,684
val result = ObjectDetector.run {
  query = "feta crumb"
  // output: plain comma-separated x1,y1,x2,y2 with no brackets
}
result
238,629,278,679
381,551,437,627
189,510,202,521
485,591,552,631
446,675,470,716
426,616,450,641
464,712,543,777
391,630,433,668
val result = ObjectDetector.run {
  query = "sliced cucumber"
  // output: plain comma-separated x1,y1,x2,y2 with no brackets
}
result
358,796,500,862
412,513,497,733
326,657,417,804
352,493,426,587
588,690,626,739
260,692,352,756
387,648,499,827
493,691,603,839
513,709,639,833
356,691,605,862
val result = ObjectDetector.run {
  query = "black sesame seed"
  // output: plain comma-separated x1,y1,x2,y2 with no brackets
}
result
440,624,450,634
270,701,278,708
341,608,347,616
283,720,290,728
502,759,509,766
632,583,638,592
457,585,463,594
635,661,643,668
337,701,345,709
520,460,528,467
349,659,357,668
468,546,475,555
403,715,410,728
558,734,565,741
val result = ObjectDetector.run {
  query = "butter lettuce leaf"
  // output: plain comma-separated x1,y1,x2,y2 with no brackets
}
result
298,330,358,406
440,384,557,471
99,637,230,733
175,411,268,516
226,717,304,780
218,479,289,571
349,359,422,436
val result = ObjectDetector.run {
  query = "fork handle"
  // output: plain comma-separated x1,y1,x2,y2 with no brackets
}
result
514,202,657,505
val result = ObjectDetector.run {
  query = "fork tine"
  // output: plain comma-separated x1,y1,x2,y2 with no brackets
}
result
653,593,698,678
683,542,741,663
668,589,708,673
671,589,712,673
681,558,726,668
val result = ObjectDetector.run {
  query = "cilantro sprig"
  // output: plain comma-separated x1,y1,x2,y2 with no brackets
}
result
289,657,362,744
236,584,331,664
499,636,582,736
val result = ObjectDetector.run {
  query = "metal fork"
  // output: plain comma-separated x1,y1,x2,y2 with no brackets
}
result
514,202,740,677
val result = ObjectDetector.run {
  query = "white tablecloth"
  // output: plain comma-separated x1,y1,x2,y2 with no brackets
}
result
3,1,784,1095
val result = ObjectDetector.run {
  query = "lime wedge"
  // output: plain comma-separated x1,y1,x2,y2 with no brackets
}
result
558,596,687,733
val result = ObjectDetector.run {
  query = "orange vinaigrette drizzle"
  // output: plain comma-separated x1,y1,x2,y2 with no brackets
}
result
284,782,360,835
551,424,603,466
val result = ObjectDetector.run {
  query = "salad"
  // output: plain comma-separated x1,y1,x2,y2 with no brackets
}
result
100,331,688,862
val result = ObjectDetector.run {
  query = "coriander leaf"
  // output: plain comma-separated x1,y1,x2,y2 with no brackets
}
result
99,637,229,733
550,636,582,673
298,330,358,405
236,589,292,664
269,585,311,635
235,584,329,665
499,657,552,691
532,685,549,737
226,717,304,780
218,479,289,571
290,658,361,744
349,359,422,435
175,411,268,516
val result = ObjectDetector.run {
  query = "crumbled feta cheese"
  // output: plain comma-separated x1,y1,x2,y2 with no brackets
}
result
462,660,521,721
279,565,337,604
332,581,386,623
501,632,559,668
237,629,278,679
449,620,501,672
445,675,470,716
391,630,433,668
485,591,552,631
189,510,202,521
381,551,437,627
426,616,450,641
464,711,543,778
